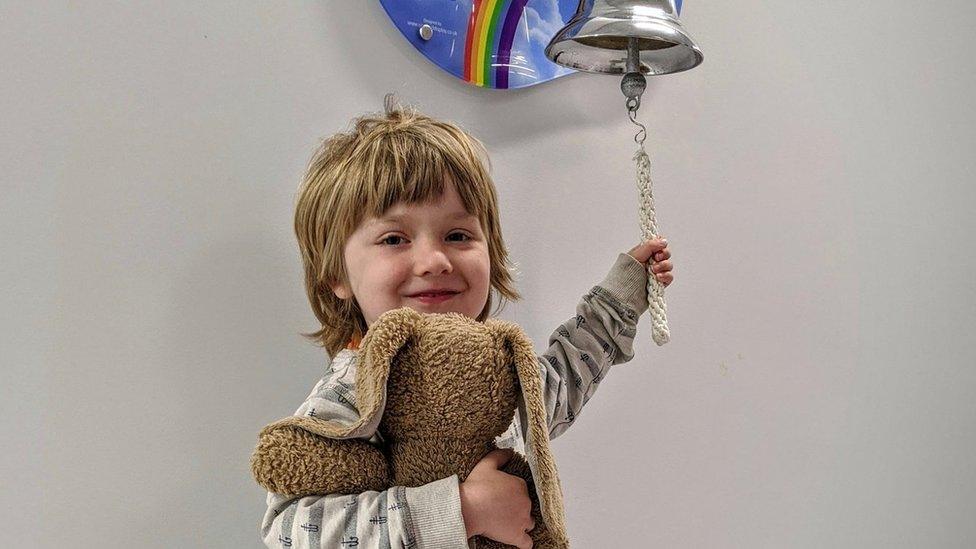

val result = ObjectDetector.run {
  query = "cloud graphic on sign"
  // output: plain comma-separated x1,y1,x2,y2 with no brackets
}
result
523,0,564,47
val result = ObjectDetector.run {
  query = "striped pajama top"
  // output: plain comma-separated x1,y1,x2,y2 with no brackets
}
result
260,252,651,548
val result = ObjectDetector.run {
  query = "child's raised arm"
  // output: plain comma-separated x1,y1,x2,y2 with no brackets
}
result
536,252,652,441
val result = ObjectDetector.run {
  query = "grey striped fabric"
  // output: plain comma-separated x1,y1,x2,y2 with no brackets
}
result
260,252,650,548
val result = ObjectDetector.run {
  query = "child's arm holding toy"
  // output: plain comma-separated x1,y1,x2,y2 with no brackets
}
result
255,361,471,549
260,479,468,549
538,238,672,440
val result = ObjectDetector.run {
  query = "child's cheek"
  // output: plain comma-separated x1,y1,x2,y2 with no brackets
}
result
386,263,411,290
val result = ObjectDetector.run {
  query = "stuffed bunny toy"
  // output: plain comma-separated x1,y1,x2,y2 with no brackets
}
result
251,306,570,548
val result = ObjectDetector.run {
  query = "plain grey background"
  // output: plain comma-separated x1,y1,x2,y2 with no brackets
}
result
2,1,974,547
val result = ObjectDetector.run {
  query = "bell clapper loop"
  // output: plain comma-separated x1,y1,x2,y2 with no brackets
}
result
626,97,647,147
621,36,648,147
623,78,647,147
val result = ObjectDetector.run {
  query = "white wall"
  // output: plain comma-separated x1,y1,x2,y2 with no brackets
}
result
3,1,975,547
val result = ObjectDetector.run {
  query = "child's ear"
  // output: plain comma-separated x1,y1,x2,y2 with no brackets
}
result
329,280,353,300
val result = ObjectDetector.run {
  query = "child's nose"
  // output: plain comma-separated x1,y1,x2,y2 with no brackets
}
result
413,242,453,276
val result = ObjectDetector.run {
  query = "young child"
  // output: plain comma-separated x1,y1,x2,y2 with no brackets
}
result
260,98,674,549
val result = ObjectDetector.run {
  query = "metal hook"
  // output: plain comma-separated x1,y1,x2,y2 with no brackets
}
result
627,98,647,146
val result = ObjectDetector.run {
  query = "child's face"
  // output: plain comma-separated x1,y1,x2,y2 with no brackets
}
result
331,182,491,328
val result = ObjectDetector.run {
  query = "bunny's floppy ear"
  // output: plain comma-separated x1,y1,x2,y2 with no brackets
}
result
488,319,570,548
259,307,420,441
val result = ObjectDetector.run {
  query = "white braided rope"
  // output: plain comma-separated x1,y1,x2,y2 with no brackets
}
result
634,145,670,345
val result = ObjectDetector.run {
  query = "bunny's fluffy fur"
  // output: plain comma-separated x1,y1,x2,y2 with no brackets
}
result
251,307,569,548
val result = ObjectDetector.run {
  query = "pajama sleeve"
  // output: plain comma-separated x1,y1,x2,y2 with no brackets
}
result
259,358,470,549
260,479,468,549
537,252,651,440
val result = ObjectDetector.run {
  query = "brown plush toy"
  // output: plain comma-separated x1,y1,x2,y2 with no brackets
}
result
251,306,570,548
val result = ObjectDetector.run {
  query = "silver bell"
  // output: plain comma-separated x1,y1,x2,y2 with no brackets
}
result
545,0,703,76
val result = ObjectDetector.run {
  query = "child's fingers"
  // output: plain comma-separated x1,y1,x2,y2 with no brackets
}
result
626,237,668,263
473,448,514,472
650,260,673,273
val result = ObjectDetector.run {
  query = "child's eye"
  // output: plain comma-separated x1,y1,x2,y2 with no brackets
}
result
379,232,471,247
380,235,405,246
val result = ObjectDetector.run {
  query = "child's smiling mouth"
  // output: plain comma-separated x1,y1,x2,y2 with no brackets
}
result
408,291,459,304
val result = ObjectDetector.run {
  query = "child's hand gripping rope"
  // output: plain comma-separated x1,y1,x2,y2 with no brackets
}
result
627,237,674,288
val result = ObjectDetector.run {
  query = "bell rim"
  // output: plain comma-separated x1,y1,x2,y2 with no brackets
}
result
545,15,704,75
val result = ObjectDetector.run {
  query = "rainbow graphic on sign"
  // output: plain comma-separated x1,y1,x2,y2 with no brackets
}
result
463,0,530,88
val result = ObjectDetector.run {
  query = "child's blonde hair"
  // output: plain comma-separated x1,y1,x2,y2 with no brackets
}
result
294,96,521,357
